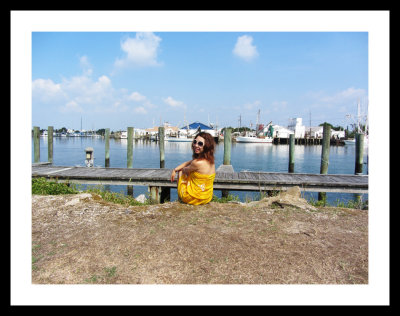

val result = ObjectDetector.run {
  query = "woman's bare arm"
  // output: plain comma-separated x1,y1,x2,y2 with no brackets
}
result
170,160,193,182
174,160,193,172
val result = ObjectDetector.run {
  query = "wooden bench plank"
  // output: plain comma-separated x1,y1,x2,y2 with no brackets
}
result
32,165,368,193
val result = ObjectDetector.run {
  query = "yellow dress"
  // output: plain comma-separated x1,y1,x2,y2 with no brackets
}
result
177,171,216,205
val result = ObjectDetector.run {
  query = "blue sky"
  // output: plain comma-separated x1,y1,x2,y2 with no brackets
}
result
32,31,368,131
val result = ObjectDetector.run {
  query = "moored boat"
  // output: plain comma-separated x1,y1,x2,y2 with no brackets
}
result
166,136,193,142
236,135,273,143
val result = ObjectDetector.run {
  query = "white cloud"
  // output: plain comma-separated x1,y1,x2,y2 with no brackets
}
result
163,96,185,108
307,87,367,108
32,51,164,121
233,35,259,62
79,55,93,76
128,92,146,102
115,32,162,68
60,100,83,113
32,78,64,102
134,106,147,114
33,72,132,115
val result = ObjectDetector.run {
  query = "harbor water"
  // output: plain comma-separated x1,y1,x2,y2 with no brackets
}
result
32,136,368,205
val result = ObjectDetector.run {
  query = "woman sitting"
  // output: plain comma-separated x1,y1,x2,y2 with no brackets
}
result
170,132,216,205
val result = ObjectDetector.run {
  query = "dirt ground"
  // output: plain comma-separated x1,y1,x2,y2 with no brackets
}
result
31,187,368,284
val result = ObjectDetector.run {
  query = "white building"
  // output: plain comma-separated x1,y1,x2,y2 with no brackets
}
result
263,118,345,139
308,126,323,138
265,125,293,138
307,126,345,139
288,118,306,138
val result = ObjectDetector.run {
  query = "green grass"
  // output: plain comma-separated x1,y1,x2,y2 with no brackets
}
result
32,177,79,195
308,196,368,210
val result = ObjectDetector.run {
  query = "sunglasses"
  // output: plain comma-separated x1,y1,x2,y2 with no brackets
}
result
192,139,204,147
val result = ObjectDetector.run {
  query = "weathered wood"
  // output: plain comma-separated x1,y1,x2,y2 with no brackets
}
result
32,165,368,195
33,126,40,163
320,123,331,175
288,134,295,173
223,128,232,165
105,128,110,167
127,127,134,196
355,133,364,175
48,126,53,164
127,127,134,168
319,123,331,201
158,126,165,168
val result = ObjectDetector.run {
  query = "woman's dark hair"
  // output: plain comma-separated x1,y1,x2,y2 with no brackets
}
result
192,132,215,164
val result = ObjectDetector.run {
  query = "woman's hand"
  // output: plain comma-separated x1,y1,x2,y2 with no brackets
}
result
170,169,177,182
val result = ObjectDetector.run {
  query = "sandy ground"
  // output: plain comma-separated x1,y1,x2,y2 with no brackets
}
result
31,188,368,284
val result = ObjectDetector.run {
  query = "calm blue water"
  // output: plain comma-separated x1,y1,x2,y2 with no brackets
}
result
32,137,368,204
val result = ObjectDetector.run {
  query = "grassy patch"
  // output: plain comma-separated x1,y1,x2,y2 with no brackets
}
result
32,177,79,195
308,196,368,210
211,194,240,203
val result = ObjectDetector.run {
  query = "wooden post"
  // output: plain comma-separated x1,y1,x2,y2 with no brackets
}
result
158,126,165,168
127,127,134,196
319,123,331,201
320,123,331,174
221,128,233,198
33,126,40,163
355,133,364,175
48,126,53,164
223,128,232,165
157,126,170,202
127,127,134,168
149,186,160,204
105,128,110,167
288,134,295,173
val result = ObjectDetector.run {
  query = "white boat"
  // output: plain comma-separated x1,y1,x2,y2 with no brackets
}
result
166,137,193,142
343,139,355,145
236,135,273,143
343,135,368,147
120,131,127,139
166,134,193,142
236,110,274,143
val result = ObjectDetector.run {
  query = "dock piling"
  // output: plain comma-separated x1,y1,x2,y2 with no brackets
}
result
127,127,134,168
48,126,53,164
158,126,165,168
355,133,364,175
221,128,233,198
288,134,295,173
33,126,40,163
319,123,331,201
158,126,170,202
127,127,134,196
223,128,232,165
105,128,110,167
